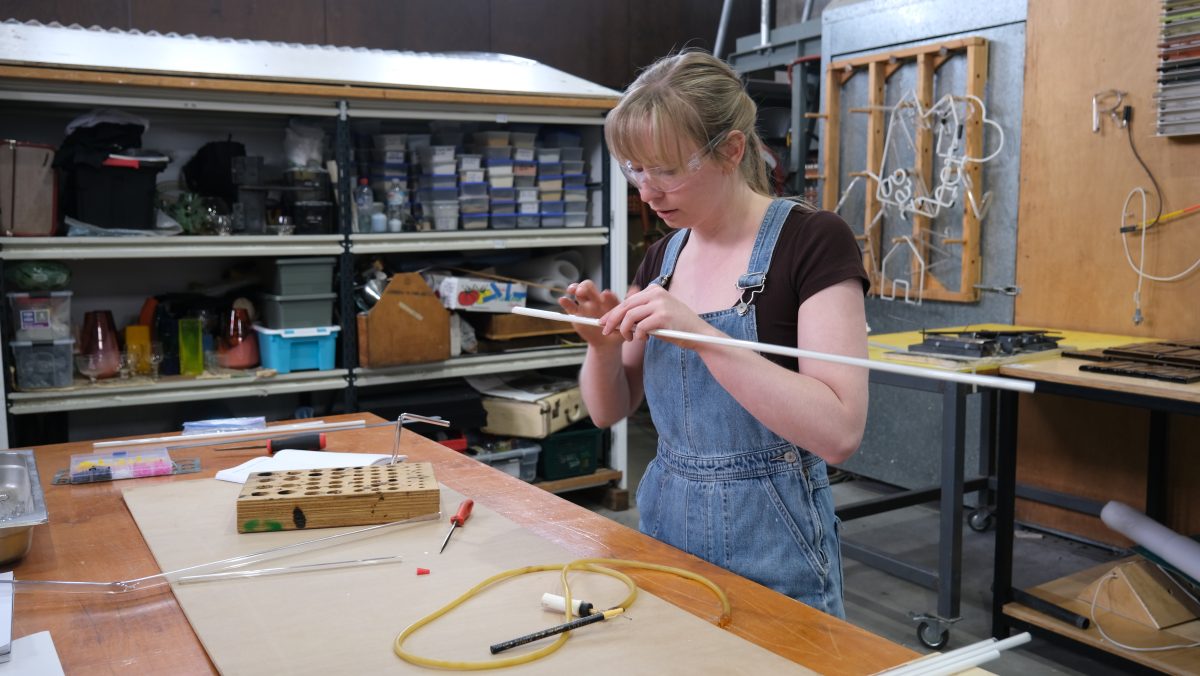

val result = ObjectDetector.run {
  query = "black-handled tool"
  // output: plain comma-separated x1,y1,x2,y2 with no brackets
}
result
219,432,327,454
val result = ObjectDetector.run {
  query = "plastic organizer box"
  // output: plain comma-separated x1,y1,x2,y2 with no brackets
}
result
7,291,72,341
470,440,540,482
10,338,74,389
261,292,335,329
254,325,339,374
270,257,336,295
538,424,604,480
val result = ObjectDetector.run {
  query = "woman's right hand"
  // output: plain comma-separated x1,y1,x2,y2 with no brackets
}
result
558,280,630,348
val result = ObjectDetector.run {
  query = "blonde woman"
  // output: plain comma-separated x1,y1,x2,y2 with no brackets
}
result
560,50,868,617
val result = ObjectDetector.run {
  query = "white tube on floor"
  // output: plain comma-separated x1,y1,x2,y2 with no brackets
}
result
1100,501,1200,581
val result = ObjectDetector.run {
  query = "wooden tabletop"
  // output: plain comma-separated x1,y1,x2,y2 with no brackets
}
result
8,413,918,675
1000,358,1200,406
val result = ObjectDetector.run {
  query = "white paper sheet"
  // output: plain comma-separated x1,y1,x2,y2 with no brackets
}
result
214,449,400,484
0,632,64,676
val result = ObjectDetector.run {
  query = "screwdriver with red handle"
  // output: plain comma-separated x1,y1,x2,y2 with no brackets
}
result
438,499,474,554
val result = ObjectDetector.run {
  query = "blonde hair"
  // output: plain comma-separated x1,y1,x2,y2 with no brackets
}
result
606,50,772,196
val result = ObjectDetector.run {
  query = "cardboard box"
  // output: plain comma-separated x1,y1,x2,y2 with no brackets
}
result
470,374,588,438
431,274,526,313
357,273,450,367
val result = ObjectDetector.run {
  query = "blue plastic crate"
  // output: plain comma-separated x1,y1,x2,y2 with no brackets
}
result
253,325,339,374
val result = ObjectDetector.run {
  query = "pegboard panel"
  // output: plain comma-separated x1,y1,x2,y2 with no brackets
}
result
820,37,992,304
236,461,440,533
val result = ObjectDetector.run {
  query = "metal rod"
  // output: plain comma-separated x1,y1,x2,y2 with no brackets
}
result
95,419,367,449
511,307,1036,394
714,0,735,59
760,0,771,47
391,413,449,465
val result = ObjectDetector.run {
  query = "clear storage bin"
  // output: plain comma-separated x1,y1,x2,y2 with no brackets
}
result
8,291,72,341
470,440,540,481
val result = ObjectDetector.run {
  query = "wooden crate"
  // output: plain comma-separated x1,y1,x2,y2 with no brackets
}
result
236,462,440,533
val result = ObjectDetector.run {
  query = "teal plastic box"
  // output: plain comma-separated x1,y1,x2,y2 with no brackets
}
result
254,325,339,374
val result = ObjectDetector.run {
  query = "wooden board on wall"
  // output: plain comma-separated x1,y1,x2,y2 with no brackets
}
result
1014,393,1149,547
1013,0,1200,544
1015,0,1200,338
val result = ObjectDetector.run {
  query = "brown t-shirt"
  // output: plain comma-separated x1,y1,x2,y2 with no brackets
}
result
631,207,869,370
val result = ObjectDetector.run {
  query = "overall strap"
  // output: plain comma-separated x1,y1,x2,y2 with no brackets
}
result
735,199,795,315
649,228,691,288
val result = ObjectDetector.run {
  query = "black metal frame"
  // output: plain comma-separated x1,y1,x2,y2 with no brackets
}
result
836,370,995,636
991,375,1200,669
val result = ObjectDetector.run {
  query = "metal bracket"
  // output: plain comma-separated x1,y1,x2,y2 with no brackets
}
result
972,284,1020,296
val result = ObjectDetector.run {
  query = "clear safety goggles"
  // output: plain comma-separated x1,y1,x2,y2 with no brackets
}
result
618,132,728,193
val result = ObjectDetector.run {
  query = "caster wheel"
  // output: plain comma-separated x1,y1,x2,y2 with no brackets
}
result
968,508,995,532
918,621,950,650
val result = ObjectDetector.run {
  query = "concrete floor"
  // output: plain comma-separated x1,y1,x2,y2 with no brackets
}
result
570,406,1135,675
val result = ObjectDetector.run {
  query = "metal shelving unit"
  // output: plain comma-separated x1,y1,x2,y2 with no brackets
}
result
0,235,345,260
0,23,628,483
348,228,609,255
7,369,350,415
354,348,586,388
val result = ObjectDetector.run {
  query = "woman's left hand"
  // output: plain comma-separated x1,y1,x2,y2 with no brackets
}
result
599,285,720,347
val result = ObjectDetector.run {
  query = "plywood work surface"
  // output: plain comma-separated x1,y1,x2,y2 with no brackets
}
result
11,413,917,675
123,479,814,675
1006,558,1200,675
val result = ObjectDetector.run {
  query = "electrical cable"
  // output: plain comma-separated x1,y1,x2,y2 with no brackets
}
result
1088,563,1200,653
1121,187,1200,324
1114,105,1200,323
1122,106,1163,229
392,557,731,670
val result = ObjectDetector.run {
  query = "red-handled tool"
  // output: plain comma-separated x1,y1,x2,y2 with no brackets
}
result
438,499,474,554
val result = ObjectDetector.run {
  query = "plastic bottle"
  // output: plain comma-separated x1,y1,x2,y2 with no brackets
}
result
370,209,388,233
385,179,405,232
354,178,374,233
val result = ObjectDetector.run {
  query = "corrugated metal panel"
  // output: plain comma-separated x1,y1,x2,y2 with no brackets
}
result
0,20,619,99
820,0,1028,489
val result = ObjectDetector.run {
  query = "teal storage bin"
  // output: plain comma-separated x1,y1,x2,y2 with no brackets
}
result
253,325,339,374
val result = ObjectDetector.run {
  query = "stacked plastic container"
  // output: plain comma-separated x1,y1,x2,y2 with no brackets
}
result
254,257,340,374
416,143,459,231
7,291,74,389
541,130,588,228
371,134,410,232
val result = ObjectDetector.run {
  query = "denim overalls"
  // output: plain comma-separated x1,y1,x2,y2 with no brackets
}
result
635,199,845,617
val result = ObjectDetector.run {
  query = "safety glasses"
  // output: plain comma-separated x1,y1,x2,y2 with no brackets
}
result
618,132,729,193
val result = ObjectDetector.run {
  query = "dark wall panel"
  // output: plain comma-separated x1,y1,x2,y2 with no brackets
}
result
1,0,765,90
491,0,628,91
1,0,131,28
326,0,491,53
130,0,326,43
628,0,761,83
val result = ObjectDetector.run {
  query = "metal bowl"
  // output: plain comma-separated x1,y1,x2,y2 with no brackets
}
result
0,450,48,565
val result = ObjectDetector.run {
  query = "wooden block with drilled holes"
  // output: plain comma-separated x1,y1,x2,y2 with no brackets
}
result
235,462,440,533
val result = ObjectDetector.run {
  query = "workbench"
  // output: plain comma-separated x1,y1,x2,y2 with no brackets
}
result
8,413,921,675
992,357,1200,674
854,325,1147,649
